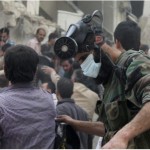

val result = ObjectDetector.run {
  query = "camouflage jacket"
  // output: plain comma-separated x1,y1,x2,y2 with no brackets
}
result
98,50,150,148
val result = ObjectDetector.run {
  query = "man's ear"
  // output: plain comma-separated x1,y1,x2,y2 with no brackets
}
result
115,39,121,49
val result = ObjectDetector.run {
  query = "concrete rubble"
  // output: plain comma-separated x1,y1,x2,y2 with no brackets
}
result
139,15,150,46
0,1,57,44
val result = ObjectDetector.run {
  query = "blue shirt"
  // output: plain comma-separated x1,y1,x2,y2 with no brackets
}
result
0,83,56,148
6,39,15,46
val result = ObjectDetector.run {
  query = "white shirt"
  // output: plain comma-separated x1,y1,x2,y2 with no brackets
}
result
27,37,41,55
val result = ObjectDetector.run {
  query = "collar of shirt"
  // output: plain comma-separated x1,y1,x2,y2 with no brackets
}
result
57,98,75,105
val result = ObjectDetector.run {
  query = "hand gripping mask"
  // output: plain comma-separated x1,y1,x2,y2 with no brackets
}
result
54,10,103,59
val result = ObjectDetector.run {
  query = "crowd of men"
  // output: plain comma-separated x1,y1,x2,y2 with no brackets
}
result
0,18,150,149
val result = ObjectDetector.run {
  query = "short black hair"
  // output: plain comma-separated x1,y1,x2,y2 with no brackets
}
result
36,28,46,34
4,45,39,84
114,20,141,51
140,44,149,51
57,77,73,98
1,43,12,52
0,74,9,87
73,69,99,94
60,58,73,65
48,32,57,41
0,27,9,35
47,80,56,93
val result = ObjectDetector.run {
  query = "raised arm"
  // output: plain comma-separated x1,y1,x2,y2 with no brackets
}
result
42,66,60,87
95,36,121,62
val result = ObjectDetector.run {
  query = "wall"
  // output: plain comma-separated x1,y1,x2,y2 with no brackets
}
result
40,1,57,22
74,1,126,40
75,1,102,15
27,0,40,15
40,1,77,22
143,1,150,16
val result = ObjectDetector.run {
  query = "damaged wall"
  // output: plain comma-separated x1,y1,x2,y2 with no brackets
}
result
0,1,57,44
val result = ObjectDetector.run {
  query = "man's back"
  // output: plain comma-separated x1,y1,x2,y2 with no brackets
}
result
72,82,99,120
56,98,90,149
0,83,56,149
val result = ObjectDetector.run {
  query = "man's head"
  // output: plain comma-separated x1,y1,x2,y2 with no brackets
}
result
0,43,12,56
0,27,10,43
140,44,149,55
71,68,85,83
57,77,73,99
48,32,57,45
4,45,39,84
61,58,73,73
36,28,46,43
114,20,141,51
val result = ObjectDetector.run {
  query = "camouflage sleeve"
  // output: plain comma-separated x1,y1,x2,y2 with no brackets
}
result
125,54,150,106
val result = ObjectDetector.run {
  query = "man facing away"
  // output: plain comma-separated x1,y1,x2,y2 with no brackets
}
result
56,77,92,149
0,45,56,148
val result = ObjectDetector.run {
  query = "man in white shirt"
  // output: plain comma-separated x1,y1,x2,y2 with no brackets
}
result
27,27,46,55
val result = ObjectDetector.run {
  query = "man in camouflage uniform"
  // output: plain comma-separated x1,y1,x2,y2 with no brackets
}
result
56,20,150,149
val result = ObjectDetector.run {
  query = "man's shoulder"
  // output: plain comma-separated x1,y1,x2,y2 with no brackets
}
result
27,37,38,44
57,99,89,120
0,87,11,104
118,50,140,63
118,50,150,70
126,56,150,80
73,82,99,99
0,86,11,94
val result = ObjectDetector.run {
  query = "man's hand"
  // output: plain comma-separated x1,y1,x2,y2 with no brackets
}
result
42,66,56,75
55,115,74,125
95,35,105,47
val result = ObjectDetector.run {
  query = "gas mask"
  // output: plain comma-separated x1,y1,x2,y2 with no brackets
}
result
54,10,122,85
54,10,103,59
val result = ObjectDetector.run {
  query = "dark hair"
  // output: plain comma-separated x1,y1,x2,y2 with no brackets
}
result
36,28,46,34
57,77,73,98
0,74,9,87
47,80,56,93
140,44,149,52
48,32,57,41
73,69,86,83
73,69,99,94
72,61,81,70
4,45,39,84
1,43,12,52
0,27,9,35
60,58,73,65
114,20,141,51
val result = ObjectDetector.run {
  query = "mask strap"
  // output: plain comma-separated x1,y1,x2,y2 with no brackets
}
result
100,48,102,63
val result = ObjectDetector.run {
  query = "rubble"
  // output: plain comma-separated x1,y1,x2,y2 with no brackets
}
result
139,15,150,46
0,1,57,44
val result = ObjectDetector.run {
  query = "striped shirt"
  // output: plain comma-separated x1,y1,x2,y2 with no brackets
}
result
0,83,56,148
